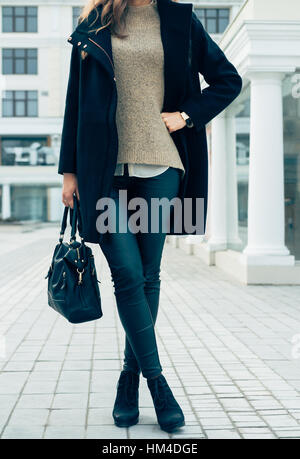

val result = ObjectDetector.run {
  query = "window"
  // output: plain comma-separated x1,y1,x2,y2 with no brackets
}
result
1,136,51,167
2,49,37,74
11,186,48,221
72,6,82,30
2,90,38,117
283,74,300,260
194,8,230,34
2,6,37,32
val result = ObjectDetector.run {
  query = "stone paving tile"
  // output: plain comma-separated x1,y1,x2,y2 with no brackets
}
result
0,372,29,394
16,394,53,409
7,408,49,427
89,393,116,408
88,408,116,426
259,414,299,428
27,371,61,382
275,429,300,439
52,393,89,409
128,424,171,439
4,361,35,372
44,426,86,439
86,426,127,439
205,429,242,439
2,426,45,439
0,227,300,439
23,380,57,395
62,360,92,371
289,410,300,420
47,409,87,426
242,433,276,439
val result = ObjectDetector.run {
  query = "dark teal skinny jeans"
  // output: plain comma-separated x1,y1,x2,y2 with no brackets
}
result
98,165,181,379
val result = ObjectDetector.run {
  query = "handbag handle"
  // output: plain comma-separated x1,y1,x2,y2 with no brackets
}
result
59,194,84,243
59,206,72,242
70,194,83,241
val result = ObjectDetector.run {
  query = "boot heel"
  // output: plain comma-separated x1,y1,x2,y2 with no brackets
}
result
147,374,185,433
160,419,185,433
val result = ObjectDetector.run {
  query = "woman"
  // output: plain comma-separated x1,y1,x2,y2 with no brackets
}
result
59,0,242,433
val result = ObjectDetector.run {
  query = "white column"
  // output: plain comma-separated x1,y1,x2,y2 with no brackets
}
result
47,187,63,222
2,184,11,220
205,124,212,239
243,72,293,264
226,107,242,249
207,112,227,250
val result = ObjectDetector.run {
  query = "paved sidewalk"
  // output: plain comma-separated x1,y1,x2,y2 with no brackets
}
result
0,224,300,439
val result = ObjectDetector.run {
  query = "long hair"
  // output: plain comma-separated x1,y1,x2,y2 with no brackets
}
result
77,0,131,60
79,0,130,37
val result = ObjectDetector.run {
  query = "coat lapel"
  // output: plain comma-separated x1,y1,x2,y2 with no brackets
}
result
68,6,115,80
69,0,193,110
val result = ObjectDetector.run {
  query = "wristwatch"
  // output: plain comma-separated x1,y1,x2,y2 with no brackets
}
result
180,111,194,128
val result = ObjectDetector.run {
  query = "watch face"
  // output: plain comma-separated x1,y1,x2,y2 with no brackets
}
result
186,118,193,128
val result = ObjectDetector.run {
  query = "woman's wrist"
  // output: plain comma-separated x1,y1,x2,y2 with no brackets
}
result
63,172,77,181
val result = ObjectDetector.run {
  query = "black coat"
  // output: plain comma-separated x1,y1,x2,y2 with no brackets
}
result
58,0,242,244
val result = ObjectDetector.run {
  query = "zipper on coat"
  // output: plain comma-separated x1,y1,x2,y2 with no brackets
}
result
88,37,116,81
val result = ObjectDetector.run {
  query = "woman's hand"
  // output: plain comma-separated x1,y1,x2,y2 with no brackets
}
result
62,173,80,209
161,111,186,133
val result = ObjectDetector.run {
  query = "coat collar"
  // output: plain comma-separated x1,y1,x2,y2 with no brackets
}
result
68,0,193,111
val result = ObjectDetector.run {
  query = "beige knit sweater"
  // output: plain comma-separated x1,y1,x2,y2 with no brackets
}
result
111,1,185,174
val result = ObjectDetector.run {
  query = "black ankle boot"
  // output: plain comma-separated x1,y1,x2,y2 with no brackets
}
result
147,374,185,433
112,370,140,427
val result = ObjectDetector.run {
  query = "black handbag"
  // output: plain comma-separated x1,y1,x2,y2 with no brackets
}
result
45,194,103,324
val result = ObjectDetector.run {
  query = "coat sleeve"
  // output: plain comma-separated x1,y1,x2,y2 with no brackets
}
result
178,13,243,132
58,44,80,175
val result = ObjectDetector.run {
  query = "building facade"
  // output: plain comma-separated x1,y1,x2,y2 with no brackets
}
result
0,1,83,222
0,0,244,223
2,0,299,284
174,0,300,284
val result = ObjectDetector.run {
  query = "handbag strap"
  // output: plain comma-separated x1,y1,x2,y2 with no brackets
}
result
59,206,72,242
70,194,83,241
59,194,84,243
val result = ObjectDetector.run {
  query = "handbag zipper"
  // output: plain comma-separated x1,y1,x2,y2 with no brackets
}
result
88,37,116,81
